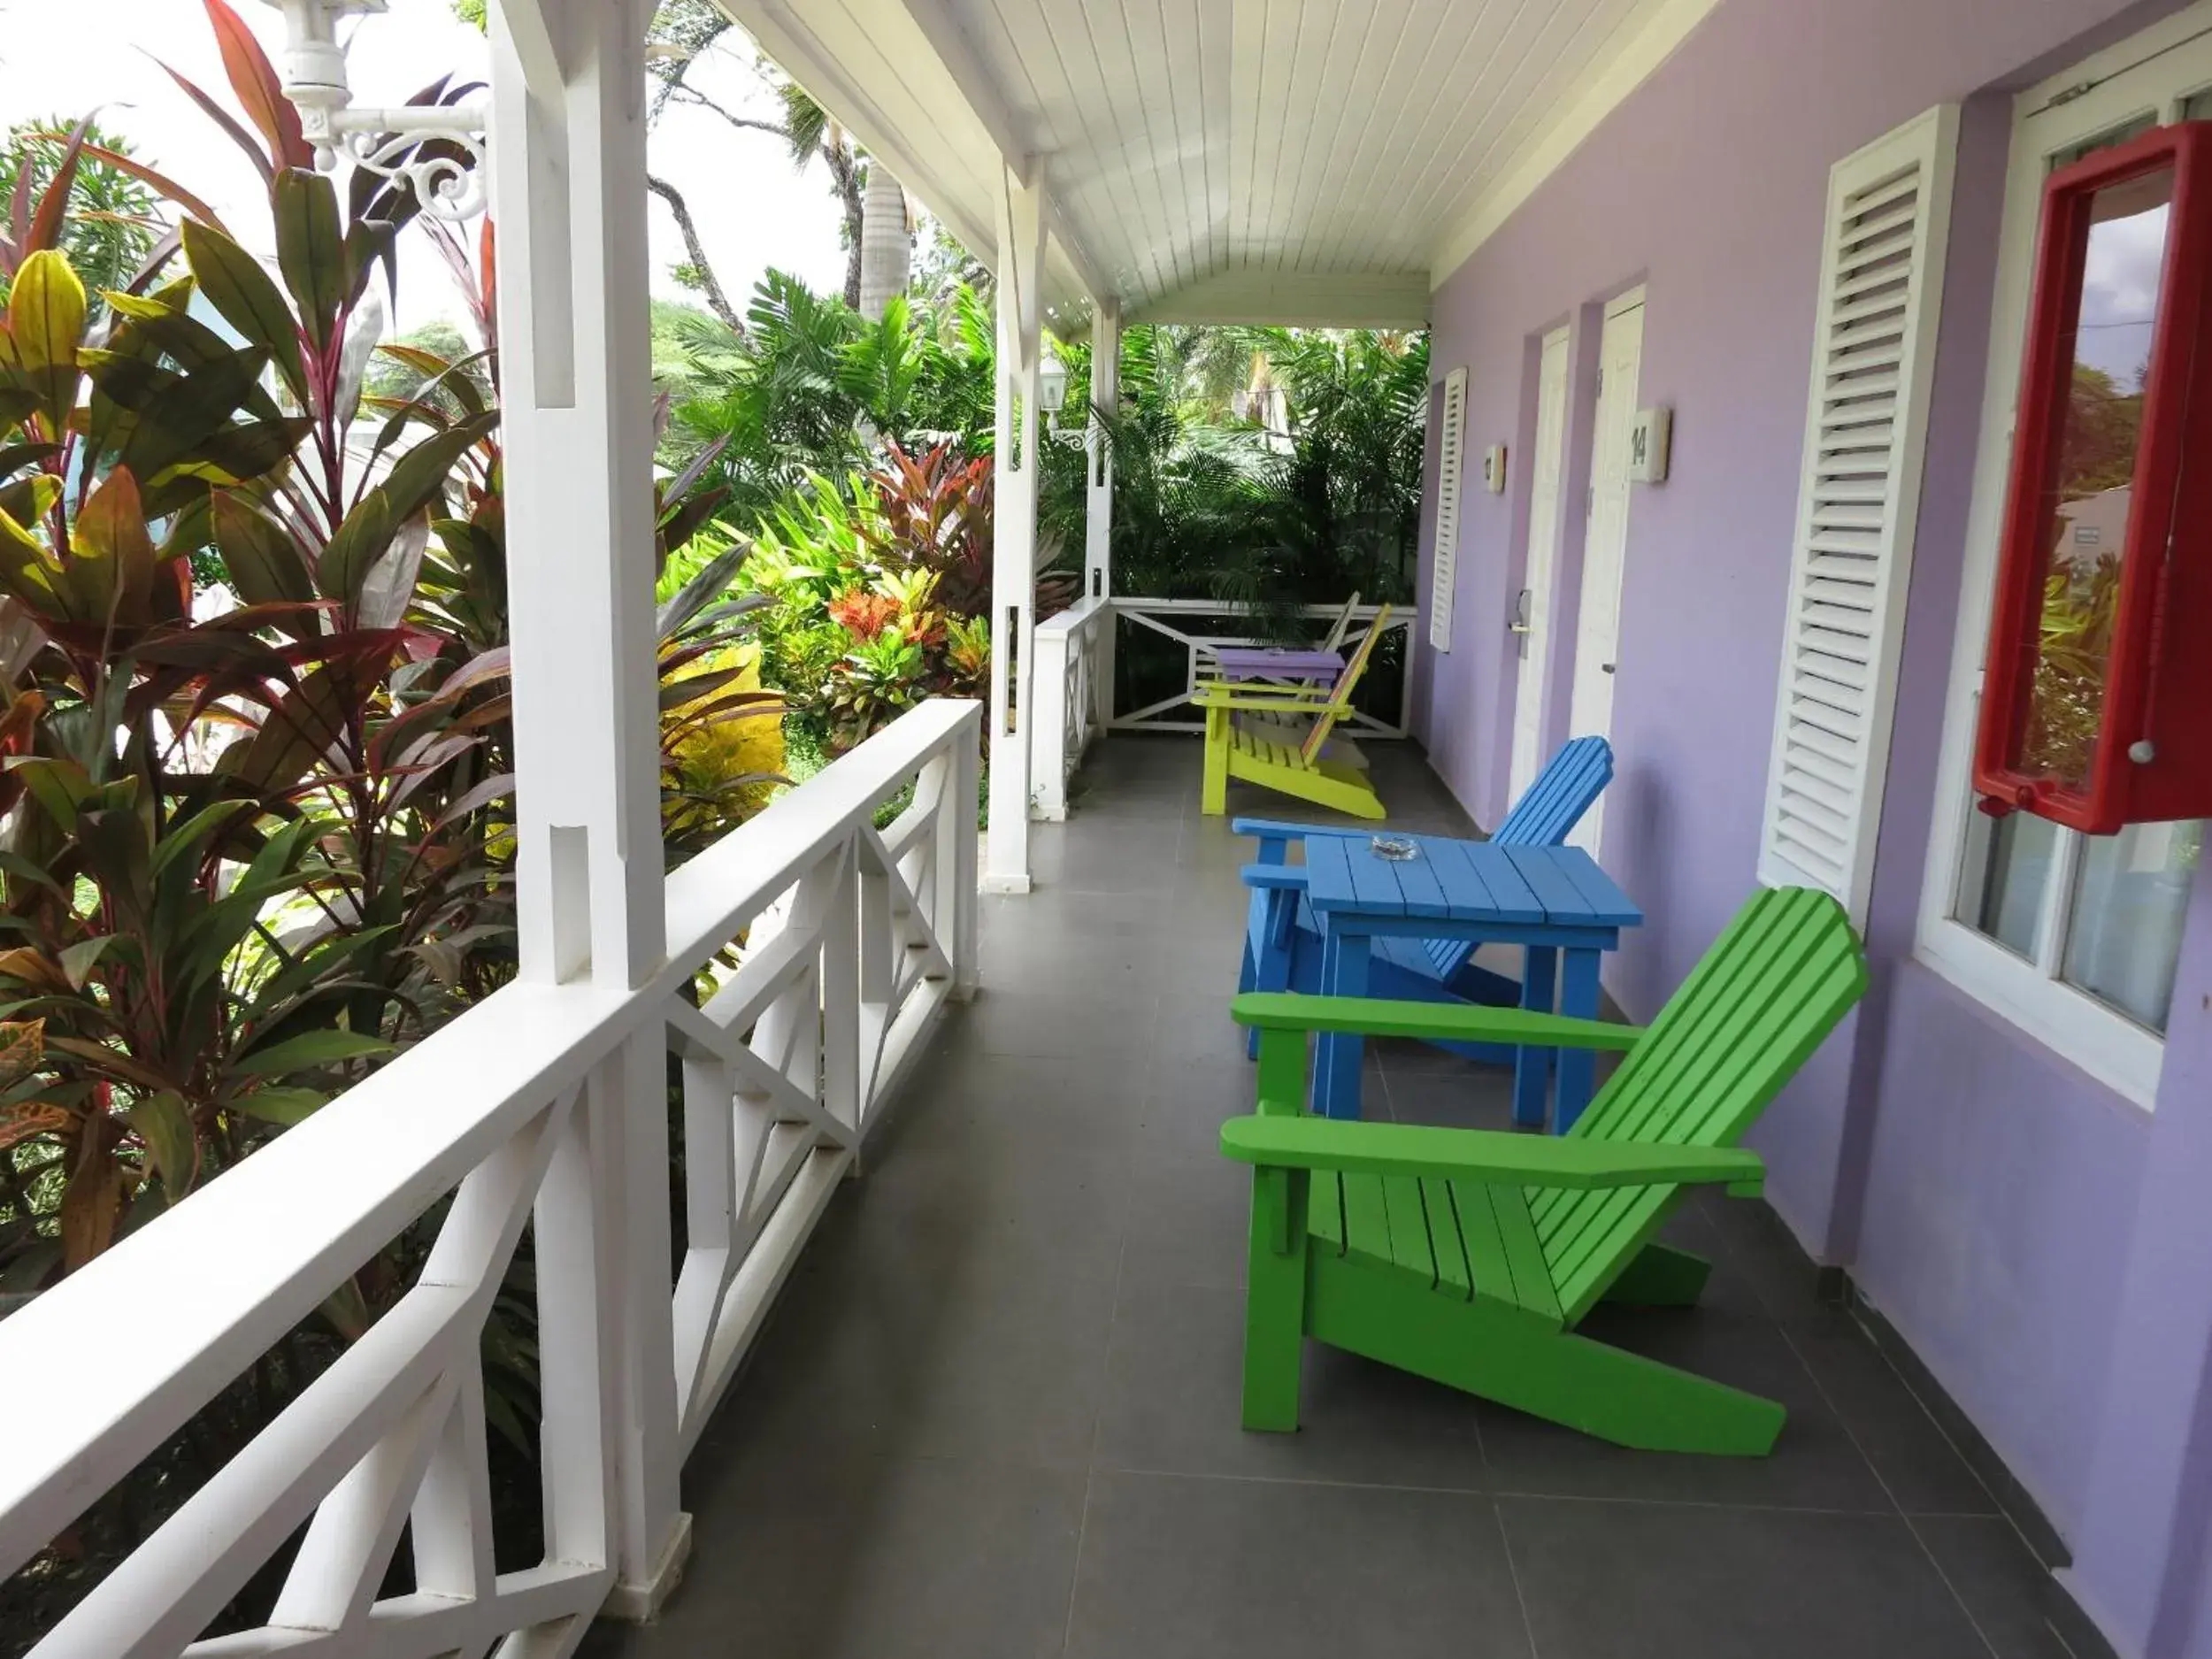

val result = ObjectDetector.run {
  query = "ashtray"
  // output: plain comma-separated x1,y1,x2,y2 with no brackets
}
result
1369,835,1421,861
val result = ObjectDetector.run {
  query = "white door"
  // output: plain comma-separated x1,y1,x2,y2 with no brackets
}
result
1509,326,1572,802
1566,292,1646,856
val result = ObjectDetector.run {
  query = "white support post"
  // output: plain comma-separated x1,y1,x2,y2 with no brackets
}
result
940,733,982,993
985,162,1047,894
488,0,687,1621
1085,300,1118,603
1086,300,1119,731
1028,620,1071,822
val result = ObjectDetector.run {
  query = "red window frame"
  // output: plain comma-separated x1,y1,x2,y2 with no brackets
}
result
1972,121,2212,833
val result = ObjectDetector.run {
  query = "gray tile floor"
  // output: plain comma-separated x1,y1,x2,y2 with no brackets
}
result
588,736,2071,1659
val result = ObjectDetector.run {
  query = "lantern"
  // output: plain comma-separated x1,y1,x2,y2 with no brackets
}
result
257,0,489,220
1972,122,2212,833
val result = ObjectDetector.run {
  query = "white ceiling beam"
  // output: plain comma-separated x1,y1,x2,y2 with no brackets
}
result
896,0,1031,167
1133,270,1431,330
1425,0,1721,284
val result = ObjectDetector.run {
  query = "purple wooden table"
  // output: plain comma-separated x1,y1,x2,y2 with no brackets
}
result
1210,646,1344,682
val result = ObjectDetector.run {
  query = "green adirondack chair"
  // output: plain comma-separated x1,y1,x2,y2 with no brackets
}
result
1195,605,1393,820
1220,886,1865,1454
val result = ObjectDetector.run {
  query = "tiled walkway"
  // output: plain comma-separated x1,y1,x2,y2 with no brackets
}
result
588,737,2070,1659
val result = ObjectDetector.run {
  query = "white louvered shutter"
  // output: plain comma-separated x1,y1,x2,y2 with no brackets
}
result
1430,367,1468,651
1756,106,1959,924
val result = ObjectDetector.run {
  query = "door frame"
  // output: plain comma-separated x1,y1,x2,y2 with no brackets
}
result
1509,325,1575,803
1563,284,1648,856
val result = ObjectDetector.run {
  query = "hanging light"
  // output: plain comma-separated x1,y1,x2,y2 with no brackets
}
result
259,0,490,219
1036,352,1069,416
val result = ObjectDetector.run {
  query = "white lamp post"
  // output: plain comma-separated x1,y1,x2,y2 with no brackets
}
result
259,0,490,219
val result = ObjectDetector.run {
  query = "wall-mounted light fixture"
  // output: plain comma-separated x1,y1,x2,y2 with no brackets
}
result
259,0,490,219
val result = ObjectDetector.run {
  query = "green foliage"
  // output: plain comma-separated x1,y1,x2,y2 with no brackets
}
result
1038,322,1427,628
662,271,997,528
0,119,162,312
739,442,1024,749
365,318,479,404
2024,552,2120,785
909,219,991,311
2062,363,2145,498
2012,362,2146,782
0,5,507,1302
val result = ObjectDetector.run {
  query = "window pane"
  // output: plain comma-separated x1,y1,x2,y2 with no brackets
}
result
1957,803,2060,958
2012,166,2171,789
2062,821,2202,1030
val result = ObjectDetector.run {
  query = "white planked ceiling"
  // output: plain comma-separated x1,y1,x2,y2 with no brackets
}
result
716,0,1717,329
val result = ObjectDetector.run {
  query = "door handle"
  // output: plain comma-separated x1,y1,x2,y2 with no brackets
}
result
1507,588,1532,635
1601,663,1617,674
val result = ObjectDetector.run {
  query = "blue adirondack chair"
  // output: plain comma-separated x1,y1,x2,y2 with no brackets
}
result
1233,736,1613,1059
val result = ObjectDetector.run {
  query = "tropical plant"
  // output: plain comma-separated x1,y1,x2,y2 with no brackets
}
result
2062,363,2145,498
1038,322,1427,624
0,794,382,1278
662,639,786,845
0,7,787,1642
1039,328,1274,604
733,444,1031,749
661,273,998,530
2023,551,2121,785
0,1,509,1296
1240,326,1430,611
0,118,163,312
864,441,999,615
824,627,929,749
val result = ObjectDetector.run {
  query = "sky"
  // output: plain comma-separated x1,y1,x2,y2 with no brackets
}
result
2078,195,2168,388
0,0,851,334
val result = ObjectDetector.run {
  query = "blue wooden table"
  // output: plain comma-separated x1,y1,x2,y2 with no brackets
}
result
1300,834,1641,1131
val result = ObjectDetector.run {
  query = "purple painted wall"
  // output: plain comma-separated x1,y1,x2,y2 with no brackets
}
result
1417,0,2212,1652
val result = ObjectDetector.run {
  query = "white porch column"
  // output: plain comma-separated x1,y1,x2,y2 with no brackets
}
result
1085,300,1120,732
1084,300,1119,602
489,0,687,1619
985,162,1047,893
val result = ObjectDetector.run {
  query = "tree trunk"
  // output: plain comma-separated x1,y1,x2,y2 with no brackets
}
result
857,164,911,320
645,175,744,336
820,143,866,310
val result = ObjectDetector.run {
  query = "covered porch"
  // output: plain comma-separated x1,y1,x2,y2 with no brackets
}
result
8,0,2208,1652
586,737,2055,1659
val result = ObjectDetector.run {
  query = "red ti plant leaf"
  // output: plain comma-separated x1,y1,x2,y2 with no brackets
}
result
204,0,315,173
21,118,94,265
157,60,276,188
71,466,163,626
476,217,497,350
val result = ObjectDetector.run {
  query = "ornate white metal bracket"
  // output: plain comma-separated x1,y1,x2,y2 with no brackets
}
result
260,0,491,219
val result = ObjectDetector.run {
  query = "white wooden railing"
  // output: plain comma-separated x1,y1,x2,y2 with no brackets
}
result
1028,595,1114,821
0,699,981,1658
1110,598,1416,738
1023,598,1414,822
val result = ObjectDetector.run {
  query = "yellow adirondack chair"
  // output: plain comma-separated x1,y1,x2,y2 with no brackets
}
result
1195,606,1393,820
